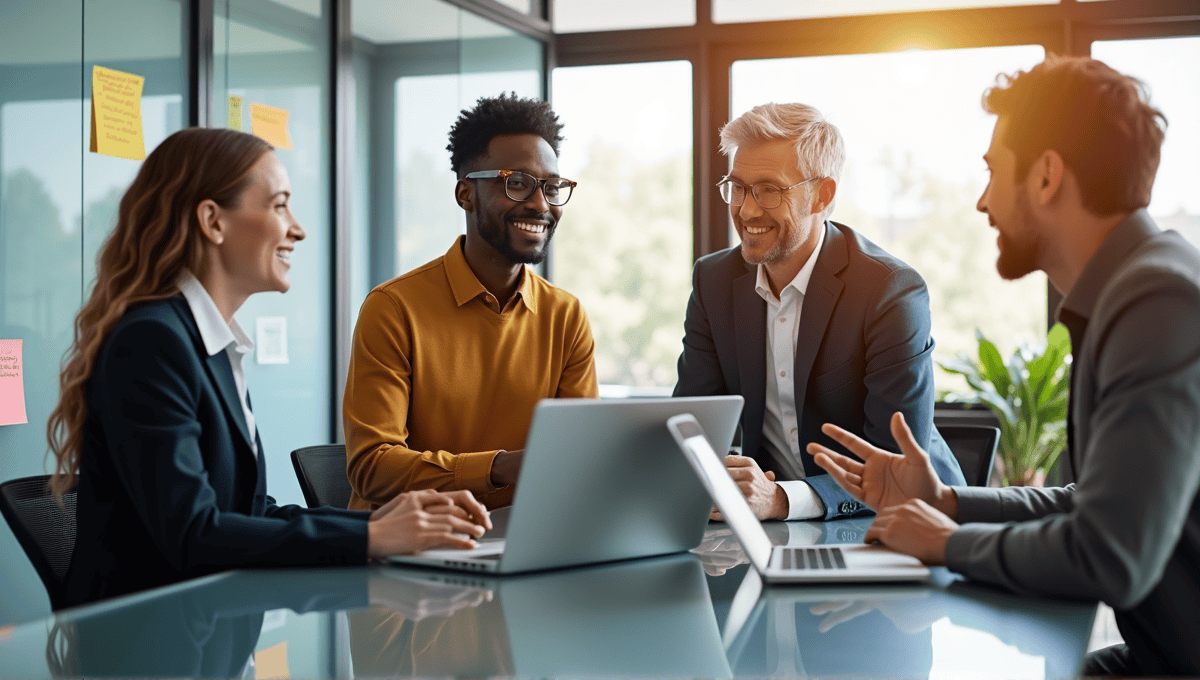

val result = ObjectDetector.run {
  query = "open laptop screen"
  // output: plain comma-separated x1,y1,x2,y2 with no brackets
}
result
667,414,774,573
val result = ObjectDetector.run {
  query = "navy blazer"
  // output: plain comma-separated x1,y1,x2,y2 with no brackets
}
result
65,295,369,607
674,221,966,519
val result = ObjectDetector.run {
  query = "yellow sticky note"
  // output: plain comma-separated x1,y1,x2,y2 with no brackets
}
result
254,641,289,679
89,65,146,160
0,339,28,427
228,95,244,130
250,102,293,150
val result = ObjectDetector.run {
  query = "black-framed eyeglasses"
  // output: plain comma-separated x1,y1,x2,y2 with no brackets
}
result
464,170,577,207
716,175,820,209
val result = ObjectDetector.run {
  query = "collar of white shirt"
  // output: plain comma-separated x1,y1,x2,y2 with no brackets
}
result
177,270,254,358
753,221,827,304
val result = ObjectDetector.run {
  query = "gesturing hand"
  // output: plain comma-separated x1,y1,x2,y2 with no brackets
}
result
367,488,492,558
807,412,957,518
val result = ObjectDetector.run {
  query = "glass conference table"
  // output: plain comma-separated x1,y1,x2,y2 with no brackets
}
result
0,511,1099,679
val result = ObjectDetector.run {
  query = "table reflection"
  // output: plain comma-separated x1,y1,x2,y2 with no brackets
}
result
44,570,368,678
352,553,732,678
724,568,1095,679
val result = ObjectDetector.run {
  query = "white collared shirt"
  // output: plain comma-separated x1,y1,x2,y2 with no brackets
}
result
754,225,826,520
178,270,258,457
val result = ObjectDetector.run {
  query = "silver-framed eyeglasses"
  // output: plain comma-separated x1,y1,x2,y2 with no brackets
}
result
716,175,820,209
464,169,577,207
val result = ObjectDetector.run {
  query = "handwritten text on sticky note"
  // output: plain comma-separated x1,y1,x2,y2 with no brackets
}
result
250,103,293,150
89,65,146,161
229,95,244,131
0,339,29,427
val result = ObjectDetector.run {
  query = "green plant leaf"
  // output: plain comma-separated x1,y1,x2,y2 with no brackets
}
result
976,331,1012,397
1029,324,1072,405
938,357,981,378
975,388,1018,426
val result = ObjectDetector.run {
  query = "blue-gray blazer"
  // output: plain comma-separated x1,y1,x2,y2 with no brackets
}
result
674,220,965,519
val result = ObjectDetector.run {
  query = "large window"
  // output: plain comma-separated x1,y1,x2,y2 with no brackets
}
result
713,0,1052,23
732,45,1047,389
551,60,693,393
1092,36,1200,246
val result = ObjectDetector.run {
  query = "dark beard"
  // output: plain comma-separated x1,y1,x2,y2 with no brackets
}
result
994,193,1039,281
473,203,553,265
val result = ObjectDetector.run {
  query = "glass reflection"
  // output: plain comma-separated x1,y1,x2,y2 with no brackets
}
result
724,569,1094,679
352,554,731,678
44,570,369,678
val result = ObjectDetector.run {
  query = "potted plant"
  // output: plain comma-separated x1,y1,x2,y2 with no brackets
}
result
939,324,1072,486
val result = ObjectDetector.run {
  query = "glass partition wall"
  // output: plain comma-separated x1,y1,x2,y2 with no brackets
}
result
212,0,334,507
0,0,187,625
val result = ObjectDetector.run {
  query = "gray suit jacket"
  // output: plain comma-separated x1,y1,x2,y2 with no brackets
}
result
946,211,1200,674
675,220,965,520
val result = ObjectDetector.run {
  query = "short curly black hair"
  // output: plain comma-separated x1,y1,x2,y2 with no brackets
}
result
447,92,565,177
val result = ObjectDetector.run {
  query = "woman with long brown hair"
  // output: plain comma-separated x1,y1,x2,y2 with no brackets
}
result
47,128,489,607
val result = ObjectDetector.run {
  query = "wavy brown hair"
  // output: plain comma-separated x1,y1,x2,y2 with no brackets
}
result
984,55,1166,217
47,127,271,498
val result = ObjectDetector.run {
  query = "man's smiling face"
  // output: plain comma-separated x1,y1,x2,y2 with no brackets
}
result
469,133,562,266
728,138,822,271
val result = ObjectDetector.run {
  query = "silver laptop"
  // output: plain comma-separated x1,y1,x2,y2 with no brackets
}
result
388,396,744,573
667,413,930,583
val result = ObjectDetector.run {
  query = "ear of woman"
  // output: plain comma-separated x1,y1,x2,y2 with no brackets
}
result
196,199,225,245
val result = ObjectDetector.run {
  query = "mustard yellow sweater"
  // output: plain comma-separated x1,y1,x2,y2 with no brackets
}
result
343,236,598,510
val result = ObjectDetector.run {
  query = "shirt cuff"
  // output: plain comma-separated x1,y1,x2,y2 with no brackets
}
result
777,480,825,520
454,450,501,496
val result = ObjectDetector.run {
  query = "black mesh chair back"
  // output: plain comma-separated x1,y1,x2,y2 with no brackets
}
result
0,475,76,610
939,425,1001,487
290,444,352,509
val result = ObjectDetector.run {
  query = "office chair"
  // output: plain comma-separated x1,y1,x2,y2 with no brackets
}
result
290,444,353,509
0,475,76,610
939,425,1001,487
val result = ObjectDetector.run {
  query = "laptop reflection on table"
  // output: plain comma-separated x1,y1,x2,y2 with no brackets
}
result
362,553,732,678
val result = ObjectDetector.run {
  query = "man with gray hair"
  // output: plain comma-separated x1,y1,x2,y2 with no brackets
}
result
674,102,965,521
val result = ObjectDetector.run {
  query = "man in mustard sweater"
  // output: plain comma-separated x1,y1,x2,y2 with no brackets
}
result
343,93,598,511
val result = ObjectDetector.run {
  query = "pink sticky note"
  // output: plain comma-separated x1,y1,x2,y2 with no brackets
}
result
0,339,28,426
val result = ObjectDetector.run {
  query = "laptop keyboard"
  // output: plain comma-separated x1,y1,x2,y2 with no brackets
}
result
781,547,847,570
